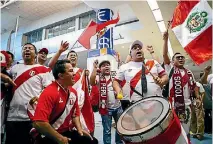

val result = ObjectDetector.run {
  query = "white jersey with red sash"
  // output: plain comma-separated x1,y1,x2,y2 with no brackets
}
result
115,59,166,102
7,64,53,121
72,68,94,133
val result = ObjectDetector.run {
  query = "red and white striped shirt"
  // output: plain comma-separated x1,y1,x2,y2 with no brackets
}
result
115,59,166,102
7,64,53,121
33,81,80,133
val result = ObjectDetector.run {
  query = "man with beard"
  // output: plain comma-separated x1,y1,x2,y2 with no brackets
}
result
5,43,53,144
48,41,95,135
113,40,169,103
37,48,48,65
33,60,97,144
162,31,198,139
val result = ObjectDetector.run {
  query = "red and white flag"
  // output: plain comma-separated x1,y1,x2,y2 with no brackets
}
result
171,0,212,65
74,70,95,133
78,13,120,49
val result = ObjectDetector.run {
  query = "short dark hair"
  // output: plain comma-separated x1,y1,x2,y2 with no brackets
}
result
172,52,181,61
52,60,71,80
23,43,37,54
67,50,78,58
6,51,14,60
99,60,110,68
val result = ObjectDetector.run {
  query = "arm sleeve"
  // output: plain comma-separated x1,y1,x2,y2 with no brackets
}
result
33,89,56,122
114,65,125,83
154,60,166,77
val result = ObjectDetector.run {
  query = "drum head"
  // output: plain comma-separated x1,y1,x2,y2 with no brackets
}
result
117,96,170,136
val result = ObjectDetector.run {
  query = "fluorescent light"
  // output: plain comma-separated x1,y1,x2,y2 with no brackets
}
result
157,21,166,32
147,0,159,10
153,9,163,21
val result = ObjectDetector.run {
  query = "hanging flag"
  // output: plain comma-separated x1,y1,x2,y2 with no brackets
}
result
73,70,95,133
171,0,212,65
78,13,120,49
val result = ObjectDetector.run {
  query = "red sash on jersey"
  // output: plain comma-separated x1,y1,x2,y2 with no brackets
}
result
12,66,50,93
99,74,108,115
74,68,83,83
170,67,195,121
129,60,154,97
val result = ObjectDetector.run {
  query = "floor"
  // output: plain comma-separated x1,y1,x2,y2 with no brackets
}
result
94,112,212,144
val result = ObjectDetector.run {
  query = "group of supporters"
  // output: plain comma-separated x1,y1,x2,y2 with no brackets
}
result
1,31,212,144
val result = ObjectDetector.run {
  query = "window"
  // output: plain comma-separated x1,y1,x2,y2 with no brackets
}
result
26,29,43,43
46,18,75,39
79,11,96,29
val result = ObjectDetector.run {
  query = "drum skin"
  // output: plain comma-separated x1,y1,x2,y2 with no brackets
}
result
117,96,174,143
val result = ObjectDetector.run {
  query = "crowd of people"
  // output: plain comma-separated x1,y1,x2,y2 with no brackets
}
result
1,31,212,144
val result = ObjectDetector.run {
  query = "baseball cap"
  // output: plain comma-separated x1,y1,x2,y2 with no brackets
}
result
38,48,48,55
99,60,110,68
129,40,143,54
0,51,9,67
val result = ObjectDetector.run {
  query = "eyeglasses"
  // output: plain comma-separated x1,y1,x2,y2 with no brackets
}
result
175,56,185,60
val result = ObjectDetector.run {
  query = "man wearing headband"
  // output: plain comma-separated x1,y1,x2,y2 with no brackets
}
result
113,40,168,103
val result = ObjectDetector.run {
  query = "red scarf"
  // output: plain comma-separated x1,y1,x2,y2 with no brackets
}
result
99,74,112,115
171,67,195,121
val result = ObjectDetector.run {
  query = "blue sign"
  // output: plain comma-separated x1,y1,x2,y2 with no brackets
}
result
96,8,113,50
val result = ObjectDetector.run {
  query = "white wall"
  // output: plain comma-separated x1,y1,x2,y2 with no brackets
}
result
1,2,138,61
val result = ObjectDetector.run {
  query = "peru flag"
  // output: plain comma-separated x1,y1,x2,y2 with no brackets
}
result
171,0,212,65
73,70,95,133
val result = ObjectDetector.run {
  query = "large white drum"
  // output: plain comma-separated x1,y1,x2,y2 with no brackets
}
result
117,96,173,143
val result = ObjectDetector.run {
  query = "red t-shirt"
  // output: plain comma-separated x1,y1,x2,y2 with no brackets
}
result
33,81,80,133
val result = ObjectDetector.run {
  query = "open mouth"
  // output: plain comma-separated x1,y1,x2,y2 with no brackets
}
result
24,53,31,58
136,51,142,56
70,58,76,62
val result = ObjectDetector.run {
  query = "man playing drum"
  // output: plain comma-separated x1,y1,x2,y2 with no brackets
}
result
113,40,169,103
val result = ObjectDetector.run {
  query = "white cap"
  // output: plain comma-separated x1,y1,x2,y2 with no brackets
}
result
129,40,143,54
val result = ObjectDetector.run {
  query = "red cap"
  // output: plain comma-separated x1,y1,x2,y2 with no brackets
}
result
38,48,48,54
0,51,9,67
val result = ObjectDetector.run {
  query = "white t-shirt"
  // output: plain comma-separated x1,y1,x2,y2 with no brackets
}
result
196,82,205,93
115,59,166,102
164,63,196,106
207,74,213,84
8,64,53,121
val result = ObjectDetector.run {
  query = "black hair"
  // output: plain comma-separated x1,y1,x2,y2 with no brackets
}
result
6,51,14,60
172,52,181,61
23,43,37,54
99,60,110,68
52,60,71,80
67,50,78,58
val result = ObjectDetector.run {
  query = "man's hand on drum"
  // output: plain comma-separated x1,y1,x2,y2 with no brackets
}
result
58,136,71,144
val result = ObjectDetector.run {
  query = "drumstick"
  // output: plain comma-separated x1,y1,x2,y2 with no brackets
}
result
141,62,165,89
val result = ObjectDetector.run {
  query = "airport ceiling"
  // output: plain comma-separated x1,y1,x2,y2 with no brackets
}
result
1,0,212,79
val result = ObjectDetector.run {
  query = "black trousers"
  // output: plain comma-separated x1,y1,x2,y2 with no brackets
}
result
204,109,212,134
5,121,33,144
38,130,98,144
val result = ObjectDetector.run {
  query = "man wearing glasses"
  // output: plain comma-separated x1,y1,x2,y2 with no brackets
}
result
162,31,199,139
